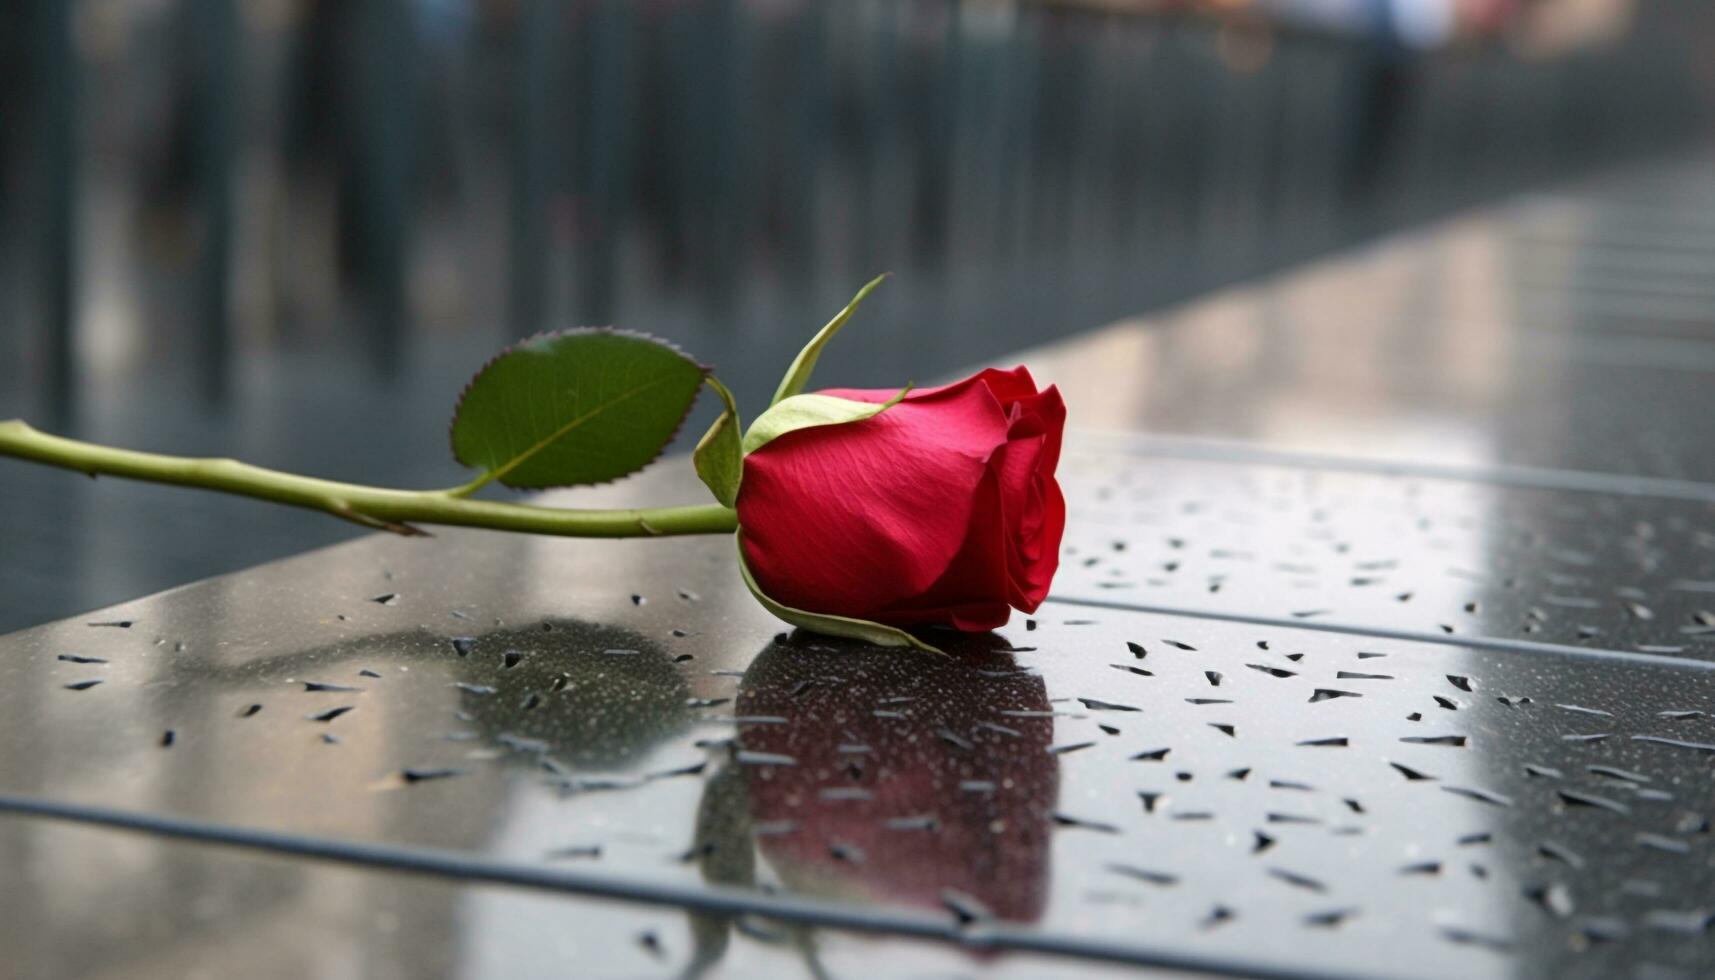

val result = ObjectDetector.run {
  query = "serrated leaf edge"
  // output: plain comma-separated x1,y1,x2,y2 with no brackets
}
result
448,326,711,492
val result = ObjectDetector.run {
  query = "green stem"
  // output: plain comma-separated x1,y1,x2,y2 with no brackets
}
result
0,419,737,539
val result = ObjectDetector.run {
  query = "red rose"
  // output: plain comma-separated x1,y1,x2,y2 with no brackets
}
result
736,367,1065,632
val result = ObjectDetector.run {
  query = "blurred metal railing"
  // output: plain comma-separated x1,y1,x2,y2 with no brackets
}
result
1,0,1711,427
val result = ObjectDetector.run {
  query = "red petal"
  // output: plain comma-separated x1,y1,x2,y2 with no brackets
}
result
818,365,1041,408
738,379,1010,619
1004,382,1065,475
990,434,1063,610
875,465,1014,631
1015,475,1064,611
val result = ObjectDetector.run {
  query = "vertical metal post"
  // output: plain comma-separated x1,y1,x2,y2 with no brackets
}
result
571,0,630,325
352,0,417,375
30,0,77,426
508,0,556,339
191,0,238,404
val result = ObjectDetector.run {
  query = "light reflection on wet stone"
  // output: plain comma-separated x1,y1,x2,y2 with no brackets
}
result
735,635,1055,923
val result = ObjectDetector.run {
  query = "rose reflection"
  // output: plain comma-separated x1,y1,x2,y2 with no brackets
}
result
735,633,1057,922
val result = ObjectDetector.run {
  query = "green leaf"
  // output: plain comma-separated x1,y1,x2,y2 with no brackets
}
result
741,386,911,456
735,535,944,655
693,377,742,508
450,329,707,491
769,273,889,406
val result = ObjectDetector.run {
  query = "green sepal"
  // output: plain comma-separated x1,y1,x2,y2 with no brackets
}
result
735,535,944,655
769,274,889,406
693,377,743,508
741,386,911,456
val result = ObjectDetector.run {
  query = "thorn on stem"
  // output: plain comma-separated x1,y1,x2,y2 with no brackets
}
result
329,502,431,538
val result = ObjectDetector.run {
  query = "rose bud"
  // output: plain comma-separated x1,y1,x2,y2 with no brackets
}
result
735,366,1065,637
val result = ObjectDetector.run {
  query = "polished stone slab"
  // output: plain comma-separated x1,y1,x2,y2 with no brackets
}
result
4,494,1713,979
1020,157,1715,484
1055,451,1715,658
8,819,1152,980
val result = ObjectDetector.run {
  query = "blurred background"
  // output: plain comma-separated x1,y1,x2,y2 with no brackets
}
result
2,0,1713,630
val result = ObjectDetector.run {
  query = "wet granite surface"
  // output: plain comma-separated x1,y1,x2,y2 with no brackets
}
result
8,151,1715,977
3,479,1714,979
